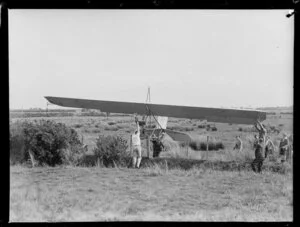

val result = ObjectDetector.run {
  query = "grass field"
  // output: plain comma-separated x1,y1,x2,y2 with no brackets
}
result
10,111,293,155
9,108,293,221
10,165,292,222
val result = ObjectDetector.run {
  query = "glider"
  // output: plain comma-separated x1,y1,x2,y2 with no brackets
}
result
44,96,266,143
45,96,266,125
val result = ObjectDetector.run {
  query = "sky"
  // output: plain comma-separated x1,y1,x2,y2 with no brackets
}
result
9,10,294,109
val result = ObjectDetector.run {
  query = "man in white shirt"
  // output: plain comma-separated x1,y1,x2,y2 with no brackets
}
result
131,117,142,168
233,136,243,152
264,136,275,159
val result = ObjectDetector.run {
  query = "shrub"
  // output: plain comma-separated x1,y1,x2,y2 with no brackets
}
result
211,126,218,131
167,125,194,131
10,120,86,166
205,125,217,131
189,139,224,151
104,126,119,131
93,135,130,167
198,124,206,129
92,129,101,133
62,143,88,166
10,121,28,164
238,126,256,132
184,126,194,131
268,125,281,134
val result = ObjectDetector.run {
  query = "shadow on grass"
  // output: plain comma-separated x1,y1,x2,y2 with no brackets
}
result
79,154,292,174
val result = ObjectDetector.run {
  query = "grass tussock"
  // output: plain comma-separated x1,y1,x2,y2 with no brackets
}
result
73,124,83,128
167,125,194,131
104,126,119,131
139,153,292,174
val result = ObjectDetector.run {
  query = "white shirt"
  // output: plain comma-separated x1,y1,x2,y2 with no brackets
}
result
132,132,141,146
132,123,141,146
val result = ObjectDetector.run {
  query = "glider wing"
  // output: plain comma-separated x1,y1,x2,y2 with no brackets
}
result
45,96,266,124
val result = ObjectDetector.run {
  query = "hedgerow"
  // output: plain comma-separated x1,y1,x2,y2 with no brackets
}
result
10,120,86,166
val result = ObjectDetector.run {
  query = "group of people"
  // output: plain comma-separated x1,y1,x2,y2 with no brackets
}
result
131,116,292,171
251,121,291,173
233,121,292,173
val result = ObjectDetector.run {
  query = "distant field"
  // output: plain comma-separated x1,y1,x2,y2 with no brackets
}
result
10,111,293,155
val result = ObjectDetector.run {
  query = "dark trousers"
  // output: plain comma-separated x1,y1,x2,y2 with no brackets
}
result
265,147,272,158
153,149,161,158
251,157,264,173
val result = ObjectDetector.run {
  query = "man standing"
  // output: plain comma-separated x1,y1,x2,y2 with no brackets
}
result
253,134,259,149
279,133,289,163
254,121,267,143
251,138,265,173
152,138,164,158
131,116,142,168
233,136,243,152
151,131,165,158
264,136,275,159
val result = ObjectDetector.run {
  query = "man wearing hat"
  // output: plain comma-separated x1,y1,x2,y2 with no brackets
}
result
251,137,265,173
233,135,243,152
279,133,290,163
253,134,259,149
265,136,275,159
151,130,166,158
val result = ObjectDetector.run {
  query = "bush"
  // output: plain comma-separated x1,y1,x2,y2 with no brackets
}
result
268,125,281,134
92,129,101,133
204,124,217,131
198,124,206,129
184,126,194,131
104,126,119,131
211,126,218,131
62,143,87,166
238,126,256,132
167,125,194,131
189,139,224,151
93,135,130,167
10,120,86,166
10,121,28,164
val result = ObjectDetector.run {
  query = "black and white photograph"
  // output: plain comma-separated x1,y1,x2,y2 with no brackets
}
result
9,9,293,221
